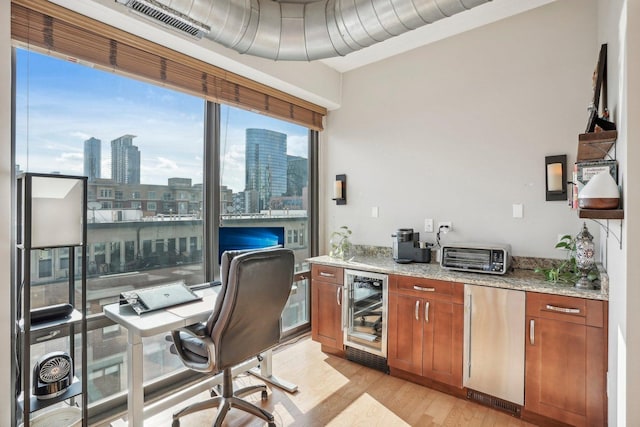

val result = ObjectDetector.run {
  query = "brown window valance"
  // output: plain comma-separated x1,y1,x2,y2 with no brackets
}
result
11,0,326,130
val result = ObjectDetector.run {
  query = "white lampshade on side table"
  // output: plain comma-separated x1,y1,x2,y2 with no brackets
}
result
578,171,620,209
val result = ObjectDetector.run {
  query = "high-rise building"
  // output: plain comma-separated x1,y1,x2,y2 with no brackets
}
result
84,137,101,182
287,155,307,197
245,129,287,211
111,134,140,184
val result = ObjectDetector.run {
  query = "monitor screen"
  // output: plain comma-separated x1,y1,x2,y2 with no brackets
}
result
218,226,285,263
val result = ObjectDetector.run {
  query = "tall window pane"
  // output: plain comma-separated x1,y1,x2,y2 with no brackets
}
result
219,105,310,331
15,48,205,404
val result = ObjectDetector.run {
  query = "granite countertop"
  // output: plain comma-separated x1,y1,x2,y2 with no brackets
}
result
307,255,608,301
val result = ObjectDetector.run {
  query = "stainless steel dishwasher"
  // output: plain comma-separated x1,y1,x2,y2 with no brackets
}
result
463,284,525,411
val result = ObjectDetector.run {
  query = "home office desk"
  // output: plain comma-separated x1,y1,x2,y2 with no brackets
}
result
104,291,297,427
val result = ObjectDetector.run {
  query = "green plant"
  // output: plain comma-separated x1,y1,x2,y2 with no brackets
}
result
329,226,353,260
535,234,597,284
535,235,579,283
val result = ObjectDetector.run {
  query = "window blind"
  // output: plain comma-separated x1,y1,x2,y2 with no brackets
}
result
10,0,326,131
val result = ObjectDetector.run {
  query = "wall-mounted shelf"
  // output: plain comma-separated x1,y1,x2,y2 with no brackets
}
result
577,130,617,161
578,209,624,220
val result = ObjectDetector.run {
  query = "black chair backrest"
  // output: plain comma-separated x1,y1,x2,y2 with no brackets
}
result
210,248,294,369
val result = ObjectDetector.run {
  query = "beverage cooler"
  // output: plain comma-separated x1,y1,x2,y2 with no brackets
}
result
343,269,388,358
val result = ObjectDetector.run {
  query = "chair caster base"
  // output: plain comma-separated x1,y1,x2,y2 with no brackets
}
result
171,419,180,427
262,390,268,400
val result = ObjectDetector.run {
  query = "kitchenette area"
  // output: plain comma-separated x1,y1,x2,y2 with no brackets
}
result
308,238,608,427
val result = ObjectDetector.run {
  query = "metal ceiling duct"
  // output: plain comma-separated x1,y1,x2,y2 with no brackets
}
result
118,0,491,61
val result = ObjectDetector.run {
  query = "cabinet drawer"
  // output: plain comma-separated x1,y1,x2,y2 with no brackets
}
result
391,275,463,303
311,264,344,284
526,292,605,327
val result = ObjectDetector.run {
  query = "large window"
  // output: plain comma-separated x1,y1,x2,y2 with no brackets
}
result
219,106,312,332
15,47,205,407
14,44,314,419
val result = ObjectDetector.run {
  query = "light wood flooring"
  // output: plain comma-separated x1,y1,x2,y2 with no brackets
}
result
145,336,538,426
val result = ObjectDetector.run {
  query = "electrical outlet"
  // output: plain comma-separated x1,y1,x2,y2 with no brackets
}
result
424,218,433,233
438,221,452,233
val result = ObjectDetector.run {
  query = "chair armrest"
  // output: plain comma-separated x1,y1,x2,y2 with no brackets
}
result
182,322,208,338
170,325,216,373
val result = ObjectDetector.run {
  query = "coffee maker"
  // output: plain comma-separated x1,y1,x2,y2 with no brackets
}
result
392,228,431,263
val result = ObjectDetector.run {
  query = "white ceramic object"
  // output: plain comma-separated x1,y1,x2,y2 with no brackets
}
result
22,406,82,427
578,171,620,209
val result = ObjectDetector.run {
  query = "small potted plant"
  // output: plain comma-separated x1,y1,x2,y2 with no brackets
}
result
535,234,598,285
329,226,353,261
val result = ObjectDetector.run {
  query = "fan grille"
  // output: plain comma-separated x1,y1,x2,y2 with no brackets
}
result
39,356,72,383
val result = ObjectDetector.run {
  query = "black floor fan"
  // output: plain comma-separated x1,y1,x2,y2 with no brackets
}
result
32,351,74,400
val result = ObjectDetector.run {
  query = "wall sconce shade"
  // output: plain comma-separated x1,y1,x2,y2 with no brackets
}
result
333,174,346,205
545,155,567,201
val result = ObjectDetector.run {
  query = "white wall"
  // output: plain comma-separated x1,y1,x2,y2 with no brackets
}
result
323,0,597,258
598,0,640,425
0,0,12,423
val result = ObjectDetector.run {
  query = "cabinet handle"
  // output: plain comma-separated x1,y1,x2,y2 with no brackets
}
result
530,319,535,345
320,271,335,278
337,287,342,306
545,304,580,314
424,301,430,323
415,300,420,321
413,285,436,292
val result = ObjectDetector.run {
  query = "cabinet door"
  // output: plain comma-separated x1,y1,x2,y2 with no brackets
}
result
525,316,605,426
387,292,423,375
422,299,463,387
311,280,343,349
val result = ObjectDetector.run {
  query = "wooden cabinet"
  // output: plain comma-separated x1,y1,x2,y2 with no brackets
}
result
524,292,607,426
311,264,344,351
387,275,463,387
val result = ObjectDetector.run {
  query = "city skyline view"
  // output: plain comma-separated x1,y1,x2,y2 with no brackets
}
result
14,48,309,192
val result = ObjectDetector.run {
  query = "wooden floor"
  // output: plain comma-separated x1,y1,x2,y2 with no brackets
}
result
144,336,539,426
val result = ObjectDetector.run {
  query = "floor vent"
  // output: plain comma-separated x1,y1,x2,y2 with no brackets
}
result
466,389,521,418
345,347,389,373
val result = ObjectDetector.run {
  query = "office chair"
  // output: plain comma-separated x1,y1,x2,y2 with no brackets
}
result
168,247,295,427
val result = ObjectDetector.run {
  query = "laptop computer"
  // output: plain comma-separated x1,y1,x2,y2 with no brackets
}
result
119,282,202,315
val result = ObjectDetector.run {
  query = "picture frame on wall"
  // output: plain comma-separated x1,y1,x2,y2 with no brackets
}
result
585,43,616,133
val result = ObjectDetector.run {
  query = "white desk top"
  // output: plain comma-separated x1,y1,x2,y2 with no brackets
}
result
104,293,217,337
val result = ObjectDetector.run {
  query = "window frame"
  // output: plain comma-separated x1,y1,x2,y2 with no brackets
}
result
10,42,319,424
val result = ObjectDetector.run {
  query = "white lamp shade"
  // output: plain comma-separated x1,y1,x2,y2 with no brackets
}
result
30,176,85,248
578,171,619,209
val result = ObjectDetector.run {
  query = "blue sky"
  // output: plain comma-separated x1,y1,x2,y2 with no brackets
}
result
14,48,309,191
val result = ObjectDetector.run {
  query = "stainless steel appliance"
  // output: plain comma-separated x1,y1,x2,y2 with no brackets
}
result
464,284,525,410
343,269,388,359
391,228,430,263
441,243,511,274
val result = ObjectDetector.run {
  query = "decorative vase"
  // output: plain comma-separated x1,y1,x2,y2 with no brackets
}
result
575,222,595,289
329,231,353,261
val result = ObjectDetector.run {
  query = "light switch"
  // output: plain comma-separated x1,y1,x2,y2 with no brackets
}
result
371,206,379,218
512,204,524,218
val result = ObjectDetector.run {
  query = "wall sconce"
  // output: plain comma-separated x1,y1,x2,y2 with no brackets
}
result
545,155,567,201
332,174,346,205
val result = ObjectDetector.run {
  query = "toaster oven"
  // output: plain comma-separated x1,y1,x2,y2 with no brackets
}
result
440,243,511,275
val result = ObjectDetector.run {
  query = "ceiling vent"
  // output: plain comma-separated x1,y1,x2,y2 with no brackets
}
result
116,0,211,39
